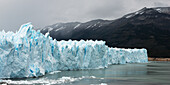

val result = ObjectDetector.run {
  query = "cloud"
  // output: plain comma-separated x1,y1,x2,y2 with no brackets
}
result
154,2,169,7
0,0,170,31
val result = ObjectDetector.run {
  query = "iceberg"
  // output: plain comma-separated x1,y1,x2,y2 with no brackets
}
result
0,23,148,78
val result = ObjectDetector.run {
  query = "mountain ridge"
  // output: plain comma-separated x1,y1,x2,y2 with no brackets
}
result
41,7,170,58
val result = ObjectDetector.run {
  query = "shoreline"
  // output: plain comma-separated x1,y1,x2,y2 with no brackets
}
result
148,57,170,61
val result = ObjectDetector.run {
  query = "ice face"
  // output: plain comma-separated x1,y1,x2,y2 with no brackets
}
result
0,23,148,78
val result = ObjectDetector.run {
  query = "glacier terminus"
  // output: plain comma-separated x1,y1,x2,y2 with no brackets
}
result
0,23,148,78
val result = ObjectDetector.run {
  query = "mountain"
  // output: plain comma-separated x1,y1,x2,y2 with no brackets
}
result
41,7,170,58
41,19,113,40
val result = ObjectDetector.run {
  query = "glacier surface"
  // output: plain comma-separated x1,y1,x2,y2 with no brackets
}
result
0,23,148,78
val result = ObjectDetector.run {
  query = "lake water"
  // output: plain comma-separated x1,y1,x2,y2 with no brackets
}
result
1,61,170,85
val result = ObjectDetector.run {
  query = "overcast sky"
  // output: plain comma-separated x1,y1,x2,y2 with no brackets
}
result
0,0,170,32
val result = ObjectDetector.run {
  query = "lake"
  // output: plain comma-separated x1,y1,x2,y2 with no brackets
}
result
1,61,170,85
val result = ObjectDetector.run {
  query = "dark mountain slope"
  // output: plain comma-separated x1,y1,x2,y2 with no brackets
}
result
41,7,170,58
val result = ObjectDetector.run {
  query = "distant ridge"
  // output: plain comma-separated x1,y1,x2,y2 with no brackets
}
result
41,7,170,58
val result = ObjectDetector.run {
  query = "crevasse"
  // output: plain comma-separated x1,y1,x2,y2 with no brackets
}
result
0,23,148,78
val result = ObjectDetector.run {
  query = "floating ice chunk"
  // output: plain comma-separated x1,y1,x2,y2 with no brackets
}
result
49,71,61,74
1,76,84,84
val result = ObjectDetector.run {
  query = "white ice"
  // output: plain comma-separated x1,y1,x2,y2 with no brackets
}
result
0,23,148,78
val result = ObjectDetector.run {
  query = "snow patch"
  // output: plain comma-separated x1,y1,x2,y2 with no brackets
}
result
55,26,65,32
55,24,59,27
156,8,161,13
126,14,133,18
48,27,53,32
140,12,144,15
74,24,81,29
99,25,102,27
135,12,139,15
86,25,92,29
93,24,97,27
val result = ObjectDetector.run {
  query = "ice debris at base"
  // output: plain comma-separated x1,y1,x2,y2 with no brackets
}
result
1,76,87,84
0,23,148,78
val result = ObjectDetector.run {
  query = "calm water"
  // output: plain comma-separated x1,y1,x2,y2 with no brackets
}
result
1,61,170,85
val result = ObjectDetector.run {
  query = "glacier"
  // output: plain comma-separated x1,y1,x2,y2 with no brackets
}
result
0,23,148,78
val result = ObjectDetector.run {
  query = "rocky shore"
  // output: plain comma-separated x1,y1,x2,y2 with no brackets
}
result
148,57,170,61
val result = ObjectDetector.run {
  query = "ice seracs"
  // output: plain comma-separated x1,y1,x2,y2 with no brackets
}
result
0,23,148,78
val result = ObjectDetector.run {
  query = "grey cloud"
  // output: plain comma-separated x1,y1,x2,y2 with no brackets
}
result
87,0,126,19
154,2,169,7
0,0,170,32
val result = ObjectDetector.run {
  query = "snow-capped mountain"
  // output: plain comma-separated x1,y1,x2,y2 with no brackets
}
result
41,19,112,40
41,7,170,58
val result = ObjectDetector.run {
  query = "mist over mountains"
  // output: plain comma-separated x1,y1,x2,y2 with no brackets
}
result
41,7,170,58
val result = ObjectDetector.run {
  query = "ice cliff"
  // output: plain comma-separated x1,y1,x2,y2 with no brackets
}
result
0,23,148,78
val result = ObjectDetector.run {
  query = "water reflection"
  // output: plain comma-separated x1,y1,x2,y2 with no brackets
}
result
45,64,148,79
